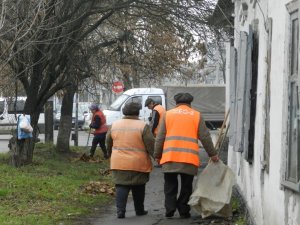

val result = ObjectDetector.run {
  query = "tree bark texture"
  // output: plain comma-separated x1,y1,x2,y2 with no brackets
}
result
44,100,54,143
56,86,76,152
9,110,40,167
8,130,33,167
123,73,132,91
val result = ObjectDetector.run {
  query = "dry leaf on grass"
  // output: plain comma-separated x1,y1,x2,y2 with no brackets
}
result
99,168,111,176
72,153,90,162
73,153,105,163
82,181,115,196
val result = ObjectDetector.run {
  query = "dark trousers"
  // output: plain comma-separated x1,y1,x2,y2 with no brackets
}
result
164,173,194,216
90,133,107,157
115,184,146,214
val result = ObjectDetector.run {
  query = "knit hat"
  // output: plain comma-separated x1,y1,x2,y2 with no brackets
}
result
174,93,194,104
89,103,99,111
122,102,142,116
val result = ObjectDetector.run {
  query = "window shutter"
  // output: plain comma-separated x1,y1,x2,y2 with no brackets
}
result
244,25,255,163
234,31,248,152
228,45,237,147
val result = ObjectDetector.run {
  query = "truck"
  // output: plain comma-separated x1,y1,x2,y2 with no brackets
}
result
103,85,225,129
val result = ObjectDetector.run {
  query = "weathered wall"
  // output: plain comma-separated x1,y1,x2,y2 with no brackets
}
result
227,0,300,225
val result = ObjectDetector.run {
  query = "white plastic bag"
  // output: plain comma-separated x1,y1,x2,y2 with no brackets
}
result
188,160,235,218
19,115,33,133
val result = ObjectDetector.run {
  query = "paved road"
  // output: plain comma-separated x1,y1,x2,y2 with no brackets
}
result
0,130,93,153
85,167,206,225
85,159,226,225
0,130,219,154
82,131,221,225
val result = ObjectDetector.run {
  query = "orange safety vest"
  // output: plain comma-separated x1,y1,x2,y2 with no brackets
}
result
93,110,108,134
110,119,152,172
153,104,166,137
160,105,201,167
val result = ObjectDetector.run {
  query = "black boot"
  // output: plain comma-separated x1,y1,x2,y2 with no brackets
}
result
117,210,125,219
136,210,148,216
90,146,96,158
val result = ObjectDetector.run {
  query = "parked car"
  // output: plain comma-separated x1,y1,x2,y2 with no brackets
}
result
54,102,90,130
0,96,45,134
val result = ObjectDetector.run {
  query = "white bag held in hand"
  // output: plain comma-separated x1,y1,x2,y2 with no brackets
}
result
19,115,33,133
188,160,235,218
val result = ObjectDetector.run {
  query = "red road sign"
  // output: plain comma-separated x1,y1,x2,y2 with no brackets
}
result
112,81,124,93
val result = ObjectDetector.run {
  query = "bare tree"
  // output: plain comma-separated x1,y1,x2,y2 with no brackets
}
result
0,0,121,164
87,1,215,90
0,0,217,165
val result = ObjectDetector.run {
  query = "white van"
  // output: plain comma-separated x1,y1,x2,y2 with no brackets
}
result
0,97,45,134
103,86,225,128
103,88,166,125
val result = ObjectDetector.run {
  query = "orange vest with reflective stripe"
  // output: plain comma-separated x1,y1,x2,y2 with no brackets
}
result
153,104,166,136
93,110,108,134
110,119,152,172
160,105,201,167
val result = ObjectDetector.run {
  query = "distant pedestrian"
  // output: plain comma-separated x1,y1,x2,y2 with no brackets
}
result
145,98,166,168
145,98,166,137
89,103,108,159
106,102,154,219
154,93,219,219
17,114,33,140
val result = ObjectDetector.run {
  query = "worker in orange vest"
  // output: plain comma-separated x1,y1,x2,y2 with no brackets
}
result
89,103,108,159
145,98,166,168
154,93,219,219
106,102,154,219
145,98,166,137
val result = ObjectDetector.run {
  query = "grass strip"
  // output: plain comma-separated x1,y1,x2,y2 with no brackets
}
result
0,143,112,225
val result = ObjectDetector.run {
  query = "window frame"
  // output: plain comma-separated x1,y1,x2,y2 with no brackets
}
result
283,1,300,192
126,96,142,104
147,96,163,105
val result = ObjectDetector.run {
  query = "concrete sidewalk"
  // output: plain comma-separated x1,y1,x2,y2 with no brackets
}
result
79,130,234,225
86,167,166,225
83,165,232,225
85,167,205,225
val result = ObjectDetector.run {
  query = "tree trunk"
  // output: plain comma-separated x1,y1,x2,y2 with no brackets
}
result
9,111,39,167
56,85,76,152
123,73,132,91
132,68,140,88
44,100,54,143
9,130,33,167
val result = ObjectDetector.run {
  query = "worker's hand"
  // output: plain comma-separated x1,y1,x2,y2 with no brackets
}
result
210,155,219,162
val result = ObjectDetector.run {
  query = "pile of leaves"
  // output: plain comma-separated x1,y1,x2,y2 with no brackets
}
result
82,181,115,196
78,153,90,162
75,153,104,163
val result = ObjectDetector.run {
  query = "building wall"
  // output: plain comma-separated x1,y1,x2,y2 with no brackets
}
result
228,0,300,225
